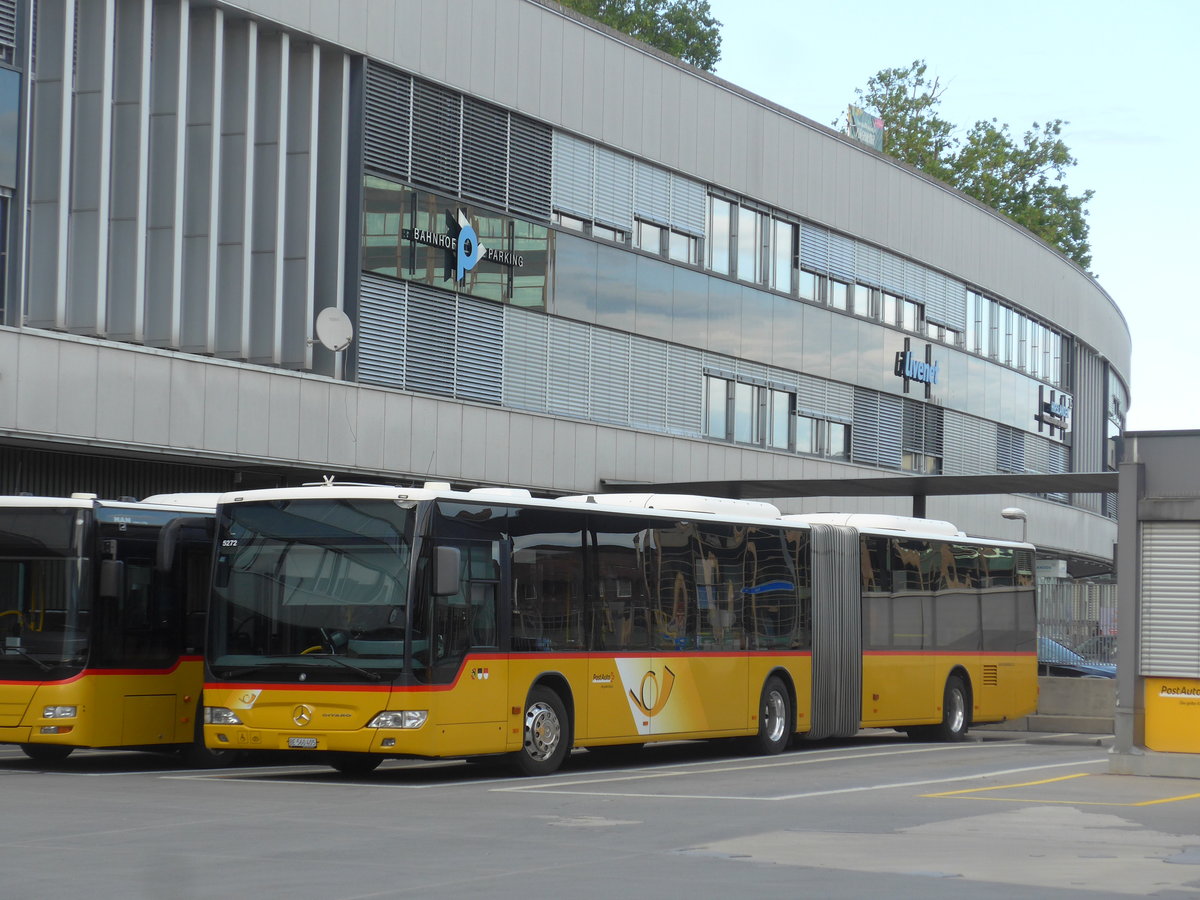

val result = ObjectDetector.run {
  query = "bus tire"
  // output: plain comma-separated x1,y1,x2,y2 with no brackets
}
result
933,675,970,742
329,753,383,776
178,717,237,768
750,675,792,755
511,686,570,776
20,743,73,763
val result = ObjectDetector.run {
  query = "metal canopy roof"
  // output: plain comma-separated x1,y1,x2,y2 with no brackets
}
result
600,472,1117,506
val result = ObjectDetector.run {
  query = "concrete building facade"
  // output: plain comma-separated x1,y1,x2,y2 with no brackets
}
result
0,0,1129,569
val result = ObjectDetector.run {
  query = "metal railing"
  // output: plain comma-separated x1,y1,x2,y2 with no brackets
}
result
1038,581,1118,664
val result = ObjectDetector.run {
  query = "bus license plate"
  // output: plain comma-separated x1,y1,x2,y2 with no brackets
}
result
288,737,318,749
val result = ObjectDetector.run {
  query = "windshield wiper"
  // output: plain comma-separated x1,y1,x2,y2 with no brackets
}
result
217,656,383,682
2,648,53,672
299,653,383,682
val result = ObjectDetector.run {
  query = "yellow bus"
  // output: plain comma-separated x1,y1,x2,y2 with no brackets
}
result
0,493,227,765
203,484,1037,775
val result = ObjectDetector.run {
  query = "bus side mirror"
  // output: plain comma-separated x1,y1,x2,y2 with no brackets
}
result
214,556,231,589
434,546,461,597
98,559,125,600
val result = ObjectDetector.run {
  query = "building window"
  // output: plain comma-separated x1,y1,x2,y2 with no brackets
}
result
795,414,850,460
591,223,626,243
881,292,900,327
902,452,942,474
555,212,586,232
0,195,7,324
736,206,762,284
708,196,732,275
828,422,849,459
798,269,820,302
829,280,849,311
852,284,873,317
772,220,794,294
902,402,943,474
636,220,663,254
901,299,922,333
704,375,729,439
768,390,792,450
668,230,699,264
732,381,759,443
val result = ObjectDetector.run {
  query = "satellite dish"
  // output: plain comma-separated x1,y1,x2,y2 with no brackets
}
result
313,307,353,352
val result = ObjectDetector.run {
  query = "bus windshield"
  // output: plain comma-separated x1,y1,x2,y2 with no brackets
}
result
0,508,90,678
209,498,415,682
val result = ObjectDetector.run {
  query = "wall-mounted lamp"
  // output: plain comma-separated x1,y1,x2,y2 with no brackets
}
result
1001,507,1028,544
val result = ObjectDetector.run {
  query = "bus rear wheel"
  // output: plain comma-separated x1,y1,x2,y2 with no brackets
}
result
20,743,73,763
749,676,792,755
511,686,570,776
908,675,970,742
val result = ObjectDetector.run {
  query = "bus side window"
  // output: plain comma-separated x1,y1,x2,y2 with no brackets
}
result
862,537,892,593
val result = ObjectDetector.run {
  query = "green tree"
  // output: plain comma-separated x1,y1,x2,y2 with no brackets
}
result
852,60,956,183
559,0,722,72
847,60,1093,269
952,119,1094,270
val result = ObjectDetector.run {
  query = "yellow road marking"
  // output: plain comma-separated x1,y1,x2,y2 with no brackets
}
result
924,772,1091,797
923,772,1200,807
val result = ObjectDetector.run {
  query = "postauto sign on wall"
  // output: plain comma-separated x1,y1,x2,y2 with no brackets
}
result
362,175,550,309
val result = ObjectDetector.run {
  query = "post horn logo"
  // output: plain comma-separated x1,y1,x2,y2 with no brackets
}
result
292,704,313,727
629,666,676,717
456,211,485,282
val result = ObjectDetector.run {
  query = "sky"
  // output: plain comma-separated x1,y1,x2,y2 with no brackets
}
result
704,0,1198,432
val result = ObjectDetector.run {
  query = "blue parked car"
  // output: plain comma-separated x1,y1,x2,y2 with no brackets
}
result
1038,637,1117,678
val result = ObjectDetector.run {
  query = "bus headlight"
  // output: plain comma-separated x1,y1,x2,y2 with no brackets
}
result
368,710,427,729
43,706,77,719
204,707,243,725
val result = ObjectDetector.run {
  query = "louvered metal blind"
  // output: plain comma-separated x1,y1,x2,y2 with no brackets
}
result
363,63,411,180
630,336,668,431
552,132,594,220
996,424,1026,473
854,242,882,286
593,145,634,231
404,284,456,396
502,311,550,414
666,346,703,436
827,231,855,281
669,175,706,236
1140,522,1200,677
461,96,508,210
508,113,552,221
590,329,632,424
0,0,16,51
635,160,671,226
410,80,461,194
942,411,993,475
546,317,591,419
902,400,943,456
357,274,408,389
455,297,503,404
800,223,829,272
851,389,902,468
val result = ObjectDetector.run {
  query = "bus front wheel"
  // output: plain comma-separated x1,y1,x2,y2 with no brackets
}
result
512,686,570,776
20,743,73,763
749,676,793,755
329,753,383,776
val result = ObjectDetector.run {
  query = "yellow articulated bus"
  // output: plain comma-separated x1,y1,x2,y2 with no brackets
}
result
203,483,1037,775
0,493,228,765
